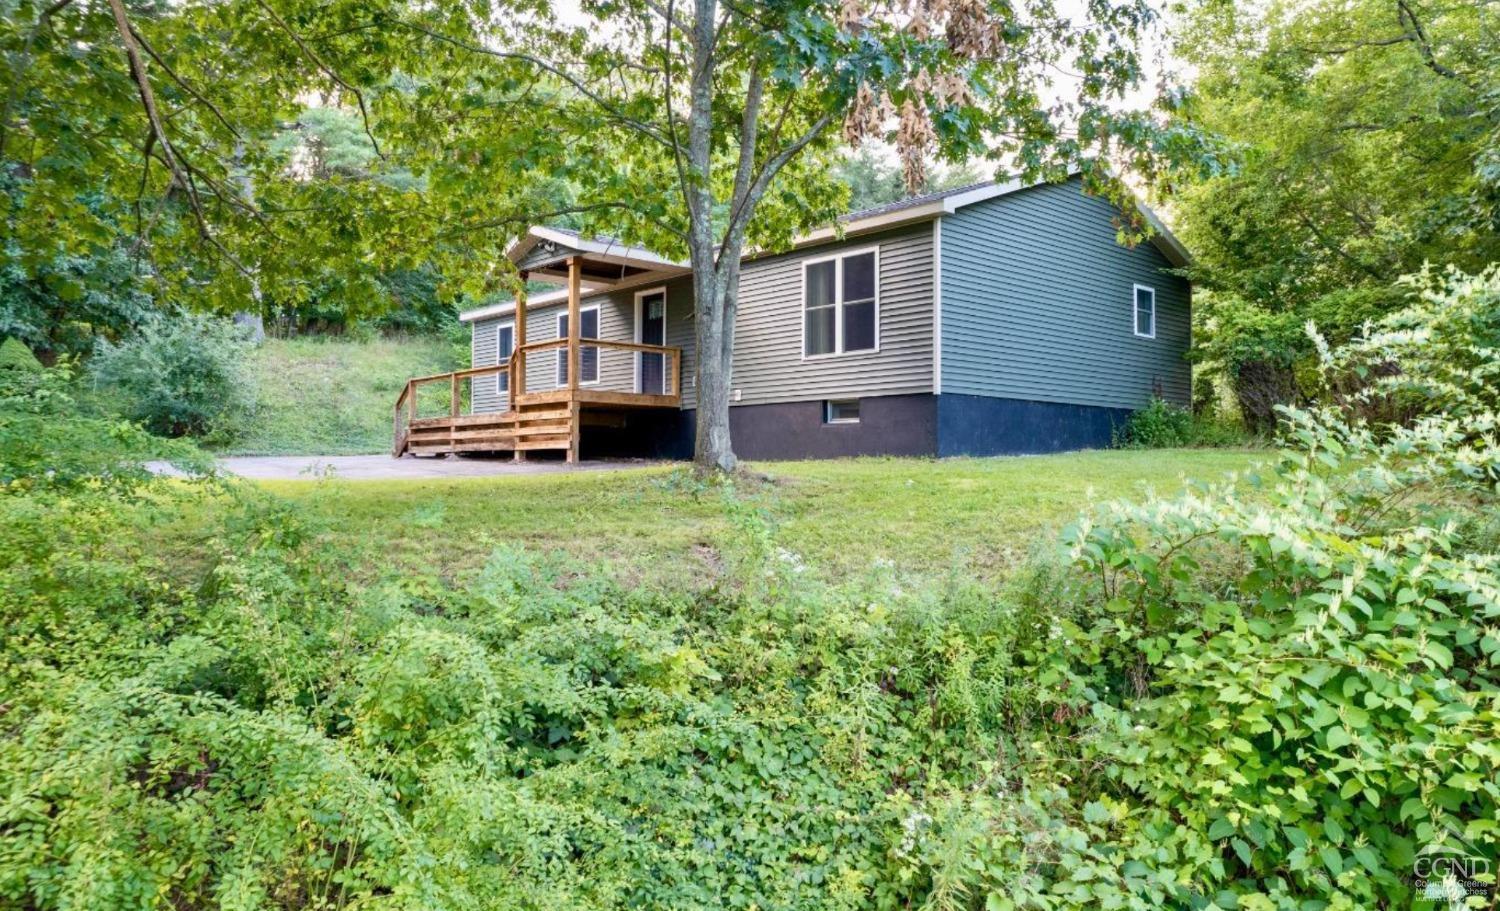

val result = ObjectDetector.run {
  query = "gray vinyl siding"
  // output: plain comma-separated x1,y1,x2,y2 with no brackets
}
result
470,316,510,413
939,179,1190,410
513,300,625,394
729,224,934,406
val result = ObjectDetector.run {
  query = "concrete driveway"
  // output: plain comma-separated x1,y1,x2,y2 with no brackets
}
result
155,454,669,481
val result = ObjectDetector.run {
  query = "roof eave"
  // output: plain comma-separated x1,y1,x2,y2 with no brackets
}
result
505,226,687,272
791,201,946,247
788,179,1027,248
1133,202,1194,270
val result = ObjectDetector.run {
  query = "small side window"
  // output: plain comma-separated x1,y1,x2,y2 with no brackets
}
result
824,399,860,424
496,323,514,393
1133,285,1156,339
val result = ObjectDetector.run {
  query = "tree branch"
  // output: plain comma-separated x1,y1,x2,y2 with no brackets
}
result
108,2,200,231
717,62,763,262
251,0,386,158
1297,33,1415,56
682,0,718,241
660,0,692,220
719,112,836,265
1395,0,1466,83
396,19,679,150
127,23,241,139
440,200,688,244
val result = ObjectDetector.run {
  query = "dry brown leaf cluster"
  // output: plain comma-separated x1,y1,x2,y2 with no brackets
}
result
838,0,1001,190
843,81,896,147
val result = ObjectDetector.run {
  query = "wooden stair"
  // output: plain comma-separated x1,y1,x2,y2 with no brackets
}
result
398,401,578,458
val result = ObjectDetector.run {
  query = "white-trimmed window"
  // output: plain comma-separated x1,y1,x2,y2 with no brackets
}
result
1133,285,1156,339
496,322,515,393
804,248,879,357
556,306,600,385
824,399,860,424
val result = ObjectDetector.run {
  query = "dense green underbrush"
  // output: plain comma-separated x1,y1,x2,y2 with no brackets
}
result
2,267,1497,910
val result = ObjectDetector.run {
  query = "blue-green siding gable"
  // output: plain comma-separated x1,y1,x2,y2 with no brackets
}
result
938,179,1191,410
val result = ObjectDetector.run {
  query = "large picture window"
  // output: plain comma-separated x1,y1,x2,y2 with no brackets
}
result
804,248,878,357
1133,285,1156,339
557,306,600,385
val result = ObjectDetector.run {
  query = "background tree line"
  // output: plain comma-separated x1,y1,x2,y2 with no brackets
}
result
1167,0,1498,430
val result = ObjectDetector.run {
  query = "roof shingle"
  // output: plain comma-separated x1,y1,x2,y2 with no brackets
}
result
839,181,997,221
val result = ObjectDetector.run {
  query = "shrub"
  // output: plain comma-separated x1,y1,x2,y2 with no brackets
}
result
1195,285,1408,434
90,312,256,441
0,359,205,492
1117,397,1248,448
883,269,1500,910
0,442,1061,909
1117,397,1194,446
0,337,42,372
4,268,1494,911
1311,263,1500,424
984,270,1499,909
1038,407,1500,908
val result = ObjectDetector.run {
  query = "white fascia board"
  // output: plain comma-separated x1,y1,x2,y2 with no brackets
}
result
938,179,1025,213
1133,201,1194,269
458,288,572,323
457,266,691,322
789,180,1025,248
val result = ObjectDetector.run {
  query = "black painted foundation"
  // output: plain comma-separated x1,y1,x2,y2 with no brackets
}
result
580,392,1131,461
936,393,1128,456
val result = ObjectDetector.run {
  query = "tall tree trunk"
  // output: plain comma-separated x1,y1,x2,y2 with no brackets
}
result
232,142,265,343
684,0,736,473
691,260,737,473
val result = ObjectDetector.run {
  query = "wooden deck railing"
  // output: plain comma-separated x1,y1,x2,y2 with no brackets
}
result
508,338,682,402
393,364,508,456
393,339,682,456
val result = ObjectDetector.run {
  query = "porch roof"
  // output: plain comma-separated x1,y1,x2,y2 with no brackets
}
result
509,226,688,282
459,226,690,323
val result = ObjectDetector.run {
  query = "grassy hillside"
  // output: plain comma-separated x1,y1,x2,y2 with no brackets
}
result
221,335,457,455
162,449,1261,586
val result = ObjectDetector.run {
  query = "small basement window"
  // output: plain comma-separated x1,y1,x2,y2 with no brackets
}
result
824,399,860,424
1133,285,1156,339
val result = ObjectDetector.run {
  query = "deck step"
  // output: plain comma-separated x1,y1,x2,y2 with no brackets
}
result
509,408,572,422
445,429,519,444
512,421,572,436
408,439,517,454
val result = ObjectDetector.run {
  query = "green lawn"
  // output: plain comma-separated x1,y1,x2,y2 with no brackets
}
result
218,448,1262,586
218,335,457,456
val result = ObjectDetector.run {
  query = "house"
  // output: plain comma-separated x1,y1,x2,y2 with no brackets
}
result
392,176,1191,461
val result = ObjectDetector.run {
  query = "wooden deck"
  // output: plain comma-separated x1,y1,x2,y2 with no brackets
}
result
393,338,682,462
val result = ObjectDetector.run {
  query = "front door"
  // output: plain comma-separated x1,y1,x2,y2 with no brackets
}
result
637,290,666,394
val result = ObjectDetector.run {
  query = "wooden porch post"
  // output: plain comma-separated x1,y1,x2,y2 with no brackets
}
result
565,256,581,463
513,271,528,462
514,270,528,401
566,257,581,393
